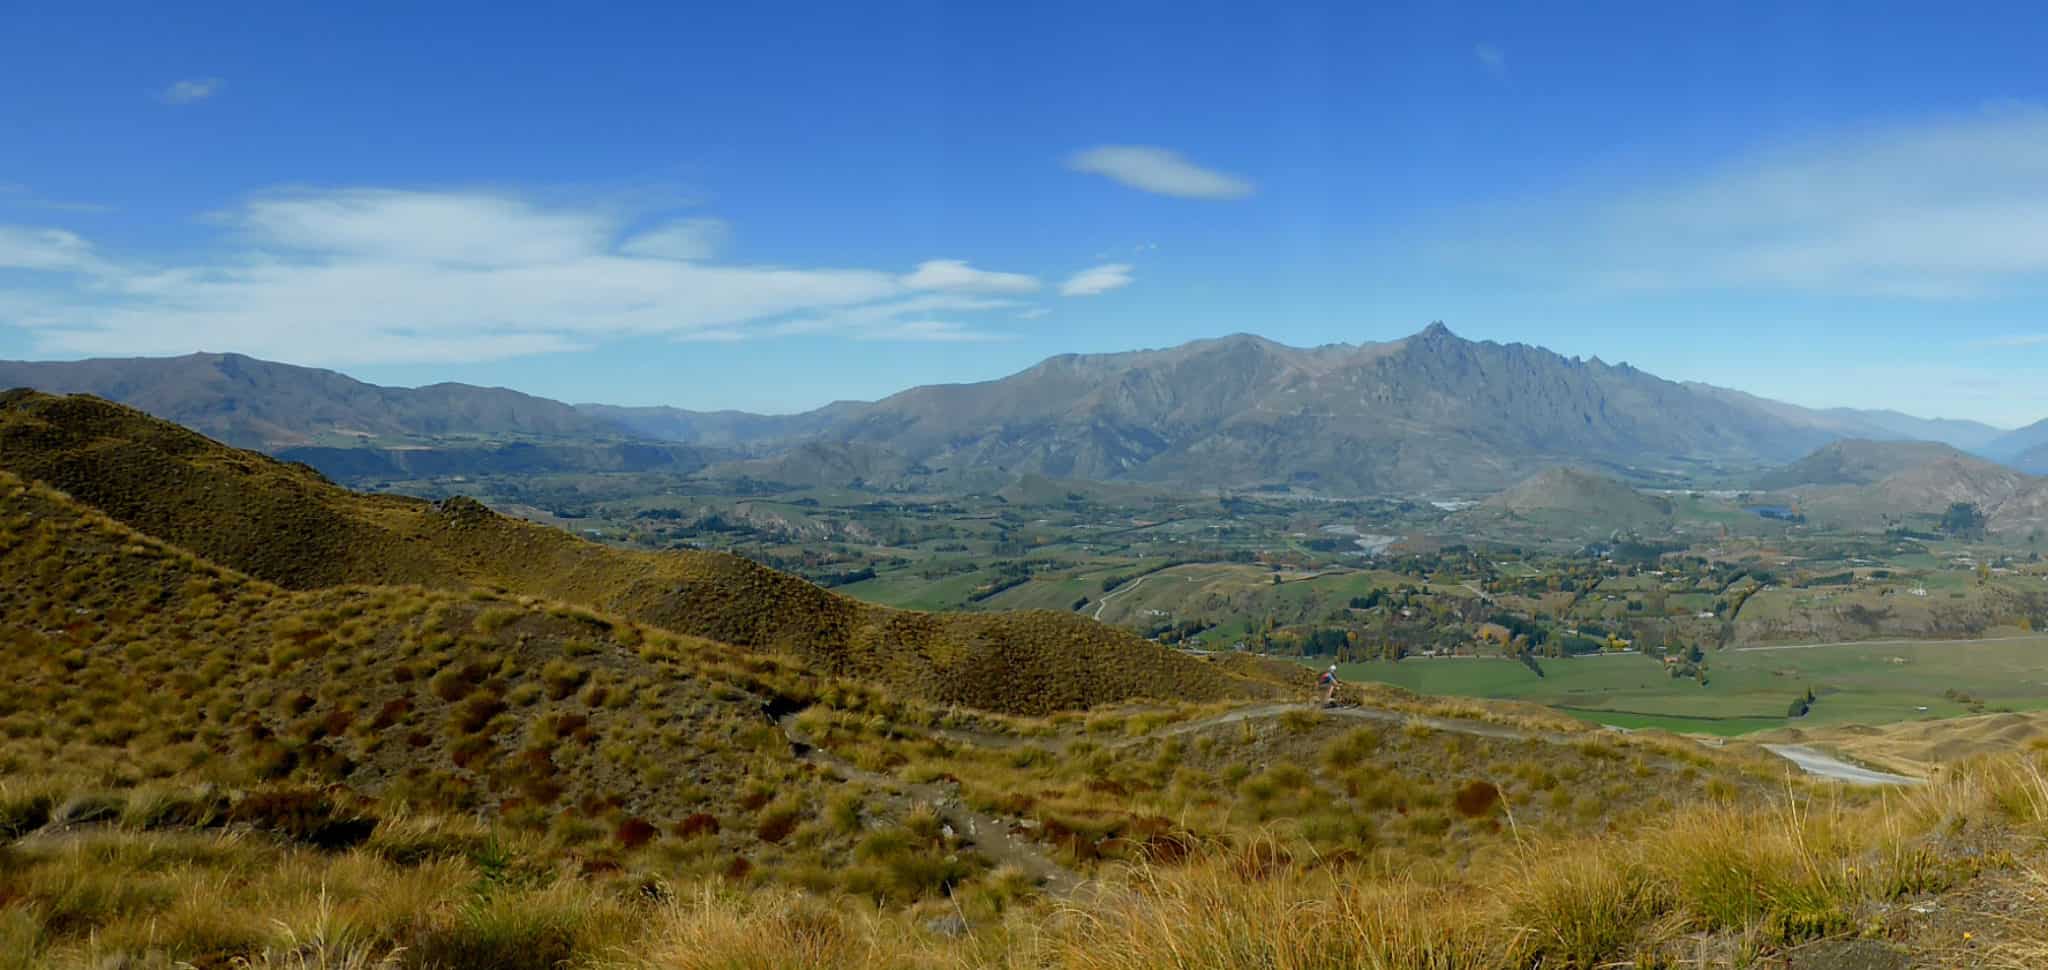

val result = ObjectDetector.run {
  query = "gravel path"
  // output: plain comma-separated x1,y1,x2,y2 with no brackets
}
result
1759,743,1924,786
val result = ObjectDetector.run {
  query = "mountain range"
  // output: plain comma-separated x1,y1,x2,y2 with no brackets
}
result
2,323,2038,494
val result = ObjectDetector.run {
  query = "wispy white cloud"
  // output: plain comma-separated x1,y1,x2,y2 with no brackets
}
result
1474,43,1507,78
1444,104,2048,300
1060,263,1134,297
619,217,728,261
1975,334,2048,348
0,226,108,274
158,78,224,104
3,189,1034,363
1015,307,1051,320
772,294,1021,341
901,258,1040,293
1067,146,1253,199
235,189,608,266
856,321,1007,343
0,183,112,214
676,328,748,343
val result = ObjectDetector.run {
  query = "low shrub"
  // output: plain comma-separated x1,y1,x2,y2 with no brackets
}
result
230,785,379,849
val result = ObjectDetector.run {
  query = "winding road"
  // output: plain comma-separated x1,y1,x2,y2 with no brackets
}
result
1090,571,1195,620
1759,744,1923,786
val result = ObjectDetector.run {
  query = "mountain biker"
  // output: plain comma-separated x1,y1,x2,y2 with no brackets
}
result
1319,664,1340,705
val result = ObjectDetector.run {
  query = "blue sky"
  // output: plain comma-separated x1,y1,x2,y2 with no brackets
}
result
5,2,2048,424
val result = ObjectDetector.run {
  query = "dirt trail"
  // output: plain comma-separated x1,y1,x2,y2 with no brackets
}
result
1759,744,1924,786
1091,572,1193,620
776,714,1085,896
1118,702,1542,749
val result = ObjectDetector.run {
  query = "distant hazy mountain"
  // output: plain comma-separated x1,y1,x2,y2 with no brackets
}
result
1753,439,1980,489
0,353,726,481
1819,409,2009,452
2012,441,2048,476
576,401,868,449
701,441,949,490
819,324,1846,494
1987,418,2048,466
1759,439,2048,537
1680,386,2009,452
0,353,617,449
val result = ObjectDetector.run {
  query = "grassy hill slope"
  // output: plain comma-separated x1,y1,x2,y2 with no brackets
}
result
0,468,839,833
1754,438,1977,489
1475,466,1673,534
0,389,1267,715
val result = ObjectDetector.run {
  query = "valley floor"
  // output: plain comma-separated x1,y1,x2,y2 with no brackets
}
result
1329,633,2048,736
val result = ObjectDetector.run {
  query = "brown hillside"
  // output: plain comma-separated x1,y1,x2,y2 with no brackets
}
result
0,468,1042,897
0,470,804,822
0,390,1272,714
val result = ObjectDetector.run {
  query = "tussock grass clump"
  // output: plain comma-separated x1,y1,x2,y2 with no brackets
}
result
231,785,380,849
408,881,634,970
0,780,59,837
627,887,970,970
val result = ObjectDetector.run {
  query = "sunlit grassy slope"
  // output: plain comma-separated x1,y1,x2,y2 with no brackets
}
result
0,389,1281,715
0,470,913,841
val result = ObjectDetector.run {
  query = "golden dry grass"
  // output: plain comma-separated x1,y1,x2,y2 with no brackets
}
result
0,390,1289,715
10,749,2035,969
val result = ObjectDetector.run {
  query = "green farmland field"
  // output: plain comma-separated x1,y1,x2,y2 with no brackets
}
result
1332,634,2048,736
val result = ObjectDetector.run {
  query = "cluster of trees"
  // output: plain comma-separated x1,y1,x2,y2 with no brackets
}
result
1347,586,1429,612
1787,687,1817,719
1254,626,1356,657
813,566,877,587
1941,502,1987,539
1147,617,1215,644
967,561,1037,602
1486,612,1549,646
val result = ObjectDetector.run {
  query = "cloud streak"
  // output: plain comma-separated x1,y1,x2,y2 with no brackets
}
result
1067,146,1253,199
159,78,224,104
857,320,1006,343
1,189,1042,362
1444,104,2048,300
1474,43,1507,77
901,259,1040,293
619,217,728,261
0,226,107,273
1060,263,1133,296
1975,334,2048,348
0,183,112,214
